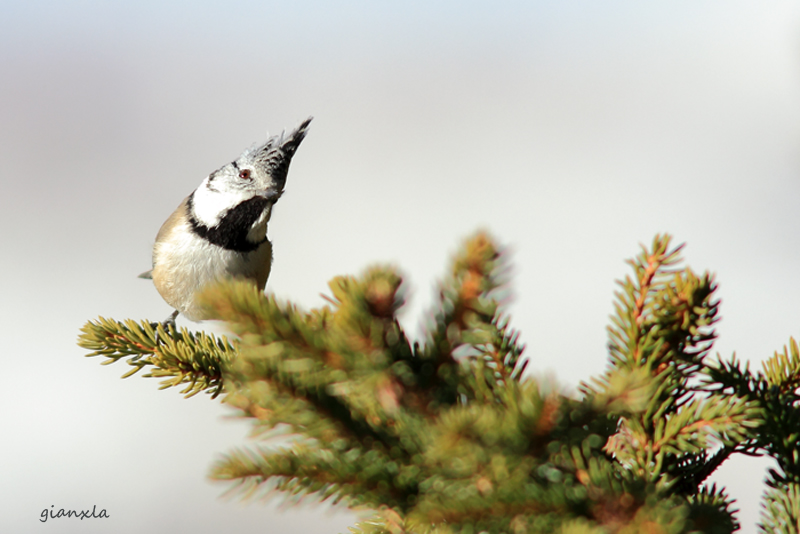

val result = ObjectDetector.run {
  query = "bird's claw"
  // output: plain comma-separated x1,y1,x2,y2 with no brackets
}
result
152,310,179,347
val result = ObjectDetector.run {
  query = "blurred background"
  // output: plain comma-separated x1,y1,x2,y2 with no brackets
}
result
1,1,799,532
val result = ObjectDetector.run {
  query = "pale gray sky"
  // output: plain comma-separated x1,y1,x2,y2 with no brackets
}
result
2,1,799,532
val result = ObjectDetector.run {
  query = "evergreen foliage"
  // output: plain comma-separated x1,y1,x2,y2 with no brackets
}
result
78,232,800,533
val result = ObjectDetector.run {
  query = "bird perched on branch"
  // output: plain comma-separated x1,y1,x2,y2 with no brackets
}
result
140,117,312,327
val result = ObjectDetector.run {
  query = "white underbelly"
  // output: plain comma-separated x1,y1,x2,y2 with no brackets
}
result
152,229,272,321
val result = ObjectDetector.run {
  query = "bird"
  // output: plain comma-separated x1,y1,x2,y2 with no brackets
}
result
139,117,312,329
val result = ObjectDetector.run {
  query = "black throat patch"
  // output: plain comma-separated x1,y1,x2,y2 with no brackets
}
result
187,193,269,252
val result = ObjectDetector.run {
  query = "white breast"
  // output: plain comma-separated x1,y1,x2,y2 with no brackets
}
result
151,215,273,321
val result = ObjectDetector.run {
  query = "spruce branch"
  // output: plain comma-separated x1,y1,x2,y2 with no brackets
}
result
78,317,236,398
78,231,793,532
585,234,761,513
704,340,800,493
685,484,739,534
211,442,418,509
761,338,800,394
419,232,522,403
759,483,800,534
199,275,424,454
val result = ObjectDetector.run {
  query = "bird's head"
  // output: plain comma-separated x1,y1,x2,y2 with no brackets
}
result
189,117,312,236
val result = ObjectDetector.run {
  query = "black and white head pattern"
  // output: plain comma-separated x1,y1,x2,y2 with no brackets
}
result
188,117,312,252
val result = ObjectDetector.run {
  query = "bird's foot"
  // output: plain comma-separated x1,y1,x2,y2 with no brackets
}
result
151,310,179,347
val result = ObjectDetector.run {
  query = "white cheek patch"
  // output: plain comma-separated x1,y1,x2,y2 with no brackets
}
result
191,180,249,227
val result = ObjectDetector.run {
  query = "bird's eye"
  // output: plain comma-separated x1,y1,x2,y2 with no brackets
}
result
239,169,252,180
